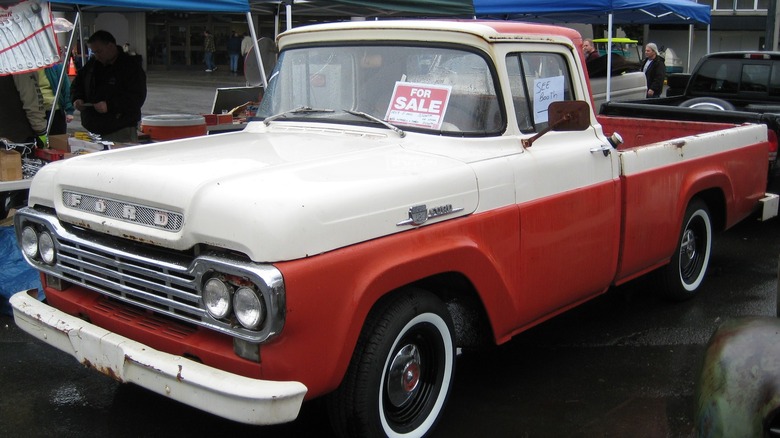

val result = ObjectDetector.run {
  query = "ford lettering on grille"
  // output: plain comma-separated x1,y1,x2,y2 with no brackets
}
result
63,191,183,232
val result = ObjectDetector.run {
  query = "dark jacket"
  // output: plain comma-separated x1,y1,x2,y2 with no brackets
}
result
641,55,666,97
227,34,242,55
71,51,147,135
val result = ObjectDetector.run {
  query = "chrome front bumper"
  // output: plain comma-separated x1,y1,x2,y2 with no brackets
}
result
10,291,307,425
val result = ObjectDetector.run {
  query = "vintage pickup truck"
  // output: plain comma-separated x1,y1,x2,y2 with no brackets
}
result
9,21,779,437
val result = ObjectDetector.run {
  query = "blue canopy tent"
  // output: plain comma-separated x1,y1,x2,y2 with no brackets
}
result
474,0,710,25
49,0,269,86
51,0,250,12
474,0,711,100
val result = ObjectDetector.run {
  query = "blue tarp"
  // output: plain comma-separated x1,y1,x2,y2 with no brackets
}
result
0,226,43,316
474,0,711,25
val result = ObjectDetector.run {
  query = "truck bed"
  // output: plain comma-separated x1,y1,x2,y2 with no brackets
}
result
599,101,779,170
596,113,743,149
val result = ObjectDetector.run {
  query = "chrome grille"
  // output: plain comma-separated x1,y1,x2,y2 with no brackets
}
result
15,207,286,344
62,191,183,231
55,236,203,319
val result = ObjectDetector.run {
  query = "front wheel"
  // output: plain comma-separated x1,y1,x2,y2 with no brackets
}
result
328,289,455,438
657,199,713,301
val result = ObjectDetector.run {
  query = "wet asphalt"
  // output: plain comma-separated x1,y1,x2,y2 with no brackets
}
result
1,71,779,437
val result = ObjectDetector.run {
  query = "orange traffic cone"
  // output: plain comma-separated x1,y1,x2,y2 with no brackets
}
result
67,58,77,77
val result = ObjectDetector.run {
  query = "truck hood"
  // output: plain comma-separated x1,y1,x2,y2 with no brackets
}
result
31,123,479,261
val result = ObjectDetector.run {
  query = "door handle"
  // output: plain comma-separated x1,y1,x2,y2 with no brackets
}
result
590,145,611,157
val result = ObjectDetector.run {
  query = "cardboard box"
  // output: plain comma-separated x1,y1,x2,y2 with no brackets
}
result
49,134,70,151
0,150,22,181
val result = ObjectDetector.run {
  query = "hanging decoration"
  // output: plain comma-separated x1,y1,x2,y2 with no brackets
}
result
0,0,60,76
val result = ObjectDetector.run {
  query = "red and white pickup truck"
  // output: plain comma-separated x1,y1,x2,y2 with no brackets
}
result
10,20,779,437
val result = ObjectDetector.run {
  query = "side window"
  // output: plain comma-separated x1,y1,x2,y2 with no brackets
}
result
741,64,770,93
770,62,780,96
689,59,740,94
506,52,574,133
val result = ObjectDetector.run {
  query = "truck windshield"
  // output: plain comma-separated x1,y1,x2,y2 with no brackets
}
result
257,45,503,135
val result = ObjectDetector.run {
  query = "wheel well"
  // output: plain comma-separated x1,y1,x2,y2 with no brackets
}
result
408,273,495,350
693,188,726,232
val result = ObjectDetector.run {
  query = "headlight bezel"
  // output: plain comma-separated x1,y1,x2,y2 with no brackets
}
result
199,268,273,335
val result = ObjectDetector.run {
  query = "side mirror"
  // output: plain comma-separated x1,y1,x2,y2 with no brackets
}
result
522,100,591,147
548,100,590,131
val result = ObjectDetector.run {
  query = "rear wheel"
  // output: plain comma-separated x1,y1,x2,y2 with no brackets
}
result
658,199,712,301
680,97,735,111
328,289,455,437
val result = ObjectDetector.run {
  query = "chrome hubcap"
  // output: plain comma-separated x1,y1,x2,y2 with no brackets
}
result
387,344,421,407
680,228,697,269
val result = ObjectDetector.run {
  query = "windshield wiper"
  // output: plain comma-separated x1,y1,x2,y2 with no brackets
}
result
345,110,406,138
263,106,335,126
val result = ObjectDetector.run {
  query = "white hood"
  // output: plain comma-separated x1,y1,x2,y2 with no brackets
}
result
30,123,479,262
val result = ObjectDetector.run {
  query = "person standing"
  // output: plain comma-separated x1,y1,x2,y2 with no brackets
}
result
582,39,599,62
71,30,147,143
38,63,75,136
0,72,47,145
641,42,666,98
240,32,253,75
227,31,242,74
204,30,217,72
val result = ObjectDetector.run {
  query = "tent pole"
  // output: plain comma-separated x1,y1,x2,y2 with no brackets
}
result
76,6,85,68
47,12,81,136
286,3,292,31
687,24,693,73
606,13,613,102
246,12,268,88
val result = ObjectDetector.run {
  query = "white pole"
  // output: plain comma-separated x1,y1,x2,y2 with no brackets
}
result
246,12,267,88
606,13,613,102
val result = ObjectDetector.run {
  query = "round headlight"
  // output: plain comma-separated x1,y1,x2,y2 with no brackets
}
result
21,226,39,259
233,286,266,330
203,277,232,320
38,232,56,265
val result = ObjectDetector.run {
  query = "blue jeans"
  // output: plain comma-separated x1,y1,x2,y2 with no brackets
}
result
229,54,239,72
205,52,215,70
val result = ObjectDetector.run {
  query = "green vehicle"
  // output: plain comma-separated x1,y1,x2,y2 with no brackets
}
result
593,37,642,64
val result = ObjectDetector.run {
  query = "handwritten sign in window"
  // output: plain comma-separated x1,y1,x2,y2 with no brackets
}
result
533,75,564,124
385,82,452,129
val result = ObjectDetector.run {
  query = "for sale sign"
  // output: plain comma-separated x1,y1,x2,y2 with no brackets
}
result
385,82,452,130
